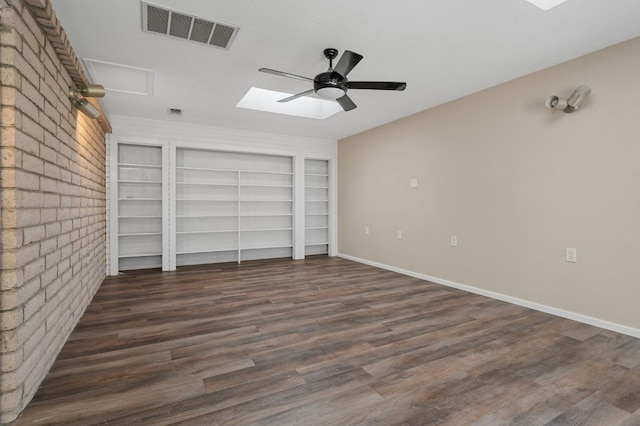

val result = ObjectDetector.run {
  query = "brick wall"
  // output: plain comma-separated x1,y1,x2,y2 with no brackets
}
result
0,0,108,422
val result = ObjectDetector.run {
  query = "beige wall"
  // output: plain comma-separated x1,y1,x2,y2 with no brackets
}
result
0,1,107,422
339,36,640,332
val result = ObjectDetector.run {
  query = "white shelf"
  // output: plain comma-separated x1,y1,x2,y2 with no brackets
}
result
176,248,238,255
112,143,334,271
240,199,293,202
176,166,235,172
241,244,293,250
120,215,162,219
240,184,293,188
176,230,237,235
118,163,161,169
240,227,293,232
241,213,293,217
304,159,329,256
116,144,164,271
176,166,292,175
119,252,162,259
174,147,294,266
176,181,237,186
177,198,238,202
119,180,162,184
176,214,238,218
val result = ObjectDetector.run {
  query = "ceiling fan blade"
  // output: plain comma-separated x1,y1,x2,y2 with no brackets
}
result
259,68,313,82
347,81,407,91
332,50,363,78
278,89,315,103
336,94,357,111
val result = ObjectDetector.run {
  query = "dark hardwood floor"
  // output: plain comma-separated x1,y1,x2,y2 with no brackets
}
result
12,256,640,425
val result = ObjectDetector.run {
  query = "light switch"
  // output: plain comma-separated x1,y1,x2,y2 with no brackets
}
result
566,248,577,263
410,178,418,188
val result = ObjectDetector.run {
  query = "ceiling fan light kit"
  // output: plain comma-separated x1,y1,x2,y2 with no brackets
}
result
315,87,346,100
259,48,406,112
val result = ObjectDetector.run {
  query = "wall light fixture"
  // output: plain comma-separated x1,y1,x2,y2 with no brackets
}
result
69,84,105,119
545,85,591,113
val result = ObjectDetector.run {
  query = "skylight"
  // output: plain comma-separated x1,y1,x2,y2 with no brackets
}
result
236,87,342,119
525,0,568,11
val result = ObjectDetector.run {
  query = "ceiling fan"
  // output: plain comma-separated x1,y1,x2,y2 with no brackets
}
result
259,48,407,112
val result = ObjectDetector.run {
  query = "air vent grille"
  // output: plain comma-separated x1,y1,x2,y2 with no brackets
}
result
142,2,239,50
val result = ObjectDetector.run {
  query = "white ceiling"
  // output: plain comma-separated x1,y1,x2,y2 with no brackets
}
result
51,0,640,140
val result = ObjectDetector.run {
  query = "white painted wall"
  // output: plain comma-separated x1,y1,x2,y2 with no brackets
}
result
338,37,640,337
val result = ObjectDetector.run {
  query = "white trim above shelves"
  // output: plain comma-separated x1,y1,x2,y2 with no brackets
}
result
119,232,162,237
119,215,162,219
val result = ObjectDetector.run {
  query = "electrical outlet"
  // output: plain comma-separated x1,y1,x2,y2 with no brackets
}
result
410,178,418,188
365,226,370,235
451,236,458,247
396,230,402,239
566,247,577,263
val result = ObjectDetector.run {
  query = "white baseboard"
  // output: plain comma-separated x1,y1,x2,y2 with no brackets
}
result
337,253,640,339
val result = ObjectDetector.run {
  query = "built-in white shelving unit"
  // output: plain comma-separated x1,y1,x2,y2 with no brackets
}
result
175,148,293,266
305,159,329,256
117,144,163,270
107,119,336,274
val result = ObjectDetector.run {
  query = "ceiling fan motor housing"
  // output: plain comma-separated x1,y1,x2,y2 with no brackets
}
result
314,71,347,99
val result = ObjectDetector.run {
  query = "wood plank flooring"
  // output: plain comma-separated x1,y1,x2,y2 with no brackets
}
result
12,256,640,425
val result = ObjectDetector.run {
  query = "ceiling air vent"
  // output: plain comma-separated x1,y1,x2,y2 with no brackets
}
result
141,1,239,50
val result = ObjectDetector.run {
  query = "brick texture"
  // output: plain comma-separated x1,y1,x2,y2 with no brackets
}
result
0,1,108,422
